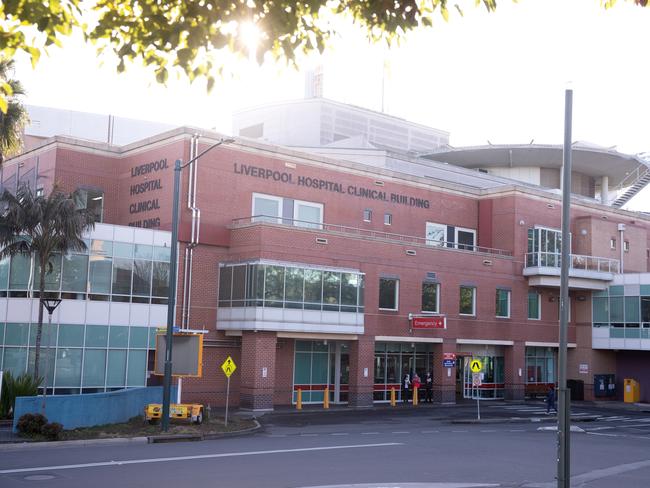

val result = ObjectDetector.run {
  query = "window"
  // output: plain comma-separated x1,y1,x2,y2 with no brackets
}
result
610,238,616,250
294,200,323,229
384,213,392,226
528,291,541,320
459,286,476,315
421,282,439,313
496,288,511,318
425,222,446,246
624,241,630,252
379,277,399,310
252,193,282,223
363,209,372,222
455,227,476,250
76,188,104,223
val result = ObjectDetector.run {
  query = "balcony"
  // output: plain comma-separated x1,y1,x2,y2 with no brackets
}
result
523,252,619,290
230,216,513,257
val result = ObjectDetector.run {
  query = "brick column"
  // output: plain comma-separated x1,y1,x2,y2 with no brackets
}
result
433,339,457,404
239,331,277,411
504,341,526,400
348,336,374,407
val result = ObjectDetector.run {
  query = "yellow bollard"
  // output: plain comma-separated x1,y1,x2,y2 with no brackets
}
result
413,386,419,406
390,387,396,407
297,388,302,410
323,387,330,409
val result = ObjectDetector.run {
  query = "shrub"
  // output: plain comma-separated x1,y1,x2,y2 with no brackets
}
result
17,413,48,436
41,422,63,441
0,371,42,419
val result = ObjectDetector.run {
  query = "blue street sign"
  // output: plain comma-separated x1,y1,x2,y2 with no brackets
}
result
442,359,455,368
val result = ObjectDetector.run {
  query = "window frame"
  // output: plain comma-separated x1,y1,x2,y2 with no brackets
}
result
378,277,399,311
455,227,477,250
421,281,440,314
459,285,476,316
293,199,324,229
384,213,392,226
425,222,447,246
610,238,616,250
495,288,511,319
363,209,372,222
252,193,283,223
527,291,541,320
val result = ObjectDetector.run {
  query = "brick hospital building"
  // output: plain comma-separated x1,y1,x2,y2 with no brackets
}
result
2,103,650,409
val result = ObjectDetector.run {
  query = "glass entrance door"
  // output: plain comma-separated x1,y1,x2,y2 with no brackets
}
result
460,355,505,399
293,340,348,404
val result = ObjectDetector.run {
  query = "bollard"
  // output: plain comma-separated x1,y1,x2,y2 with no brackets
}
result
390,387,396,407
297,388,302,410
413,386,419,406
323,387,330,409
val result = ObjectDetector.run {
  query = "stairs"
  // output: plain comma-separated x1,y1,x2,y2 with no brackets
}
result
612,168,650,207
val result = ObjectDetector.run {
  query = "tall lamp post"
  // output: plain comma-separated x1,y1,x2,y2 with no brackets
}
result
161,137,234,432
40,298,62,414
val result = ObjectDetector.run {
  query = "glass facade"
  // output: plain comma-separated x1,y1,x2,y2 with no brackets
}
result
293,340,349,403
525,346,556,384
0,323,157,393
0,241,170,303
218,262,364,313
373,342,435,402
0,231,170,393
592,285,650,339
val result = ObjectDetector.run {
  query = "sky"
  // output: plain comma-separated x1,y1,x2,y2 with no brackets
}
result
12,0,650,208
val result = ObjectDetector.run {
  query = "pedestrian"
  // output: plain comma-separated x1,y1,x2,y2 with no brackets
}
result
412,373,421,404
546,384,557,414
402,373,411,403
425,371,433,403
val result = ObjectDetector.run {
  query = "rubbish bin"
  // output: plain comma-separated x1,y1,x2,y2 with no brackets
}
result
624,378,640,403
594,374,616,398
567,379,584,401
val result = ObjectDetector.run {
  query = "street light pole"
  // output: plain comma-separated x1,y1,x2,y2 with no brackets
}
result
557,88,573,488
40,298,61,415
161,137,234,432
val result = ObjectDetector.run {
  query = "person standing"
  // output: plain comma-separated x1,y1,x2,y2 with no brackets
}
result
546,384,557,414
412,373,421,405
425,371,433,403
402,373,411,403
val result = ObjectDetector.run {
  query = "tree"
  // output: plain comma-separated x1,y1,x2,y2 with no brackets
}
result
1,0,647,110
0,184,95,382
0,59,28,162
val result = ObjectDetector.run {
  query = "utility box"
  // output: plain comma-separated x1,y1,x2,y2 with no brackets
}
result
594,374,616,398
624,378,640,403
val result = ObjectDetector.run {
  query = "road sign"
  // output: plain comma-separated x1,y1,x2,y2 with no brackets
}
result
472,373,482,387
221,356,237,377
442,359,455,368
470,359,482,373
443,352,456,361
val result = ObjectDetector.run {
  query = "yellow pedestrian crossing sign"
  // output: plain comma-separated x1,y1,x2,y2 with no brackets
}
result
221,356,237,377
470,359,482,373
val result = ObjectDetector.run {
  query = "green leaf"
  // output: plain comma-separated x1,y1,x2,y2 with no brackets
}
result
0,95,7,114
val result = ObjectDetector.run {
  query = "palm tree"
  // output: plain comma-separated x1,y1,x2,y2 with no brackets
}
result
0,59,29,165
0,184,95,381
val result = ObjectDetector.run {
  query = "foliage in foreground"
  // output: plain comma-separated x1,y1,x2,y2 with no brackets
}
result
0,0,648,111
16,413,63,441
0,371,41,419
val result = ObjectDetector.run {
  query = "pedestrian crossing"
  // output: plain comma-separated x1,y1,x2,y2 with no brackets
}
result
487,404,650,424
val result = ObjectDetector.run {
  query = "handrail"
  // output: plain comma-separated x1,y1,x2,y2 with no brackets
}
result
524,252,619,274
230,215,513,257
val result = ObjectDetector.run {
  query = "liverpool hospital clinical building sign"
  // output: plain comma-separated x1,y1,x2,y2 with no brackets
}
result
233,163,431,209
128,158,168,229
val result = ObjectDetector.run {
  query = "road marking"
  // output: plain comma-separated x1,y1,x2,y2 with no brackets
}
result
585,426,614,431
523,458,650,488
0,443,404,475
421,430,439,434
331,433,349,436
300,434,318,437
360,432,380,435
586,432,620,437
480,430,497,433
508,429,525,432
391,431,410,434
451,430,468,433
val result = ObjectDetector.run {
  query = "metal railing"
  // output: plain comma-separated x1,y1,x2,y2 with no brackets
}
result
230,216,513,257
524,252,619,274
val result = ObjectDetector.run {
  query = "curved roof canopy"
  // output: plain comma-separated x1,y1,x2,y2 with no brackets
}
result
423,143,649,188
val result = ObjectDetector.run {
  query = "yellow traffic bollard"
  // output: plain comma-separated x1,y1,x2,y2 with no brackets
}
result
297,388,302,410
323,387,330,409
390,387,396,407
413,386,419,406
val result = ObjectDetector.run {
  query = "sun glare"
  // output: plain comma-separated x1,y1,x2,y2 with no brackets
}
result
240,22,261,62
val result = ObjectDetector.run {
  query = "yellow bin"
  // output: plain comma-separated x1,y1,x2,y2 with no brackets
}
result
624,378,640,403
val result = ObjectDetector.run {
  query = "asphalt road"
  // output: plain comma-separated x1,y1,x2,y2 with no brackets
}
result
1,402,650,488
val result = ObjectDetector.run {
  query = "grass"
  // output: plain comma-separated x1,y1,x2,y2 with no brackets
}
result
61,415,257,441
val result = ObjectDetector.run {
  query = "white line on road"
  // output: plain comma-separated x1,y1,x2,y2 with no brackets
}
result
391,431,410,434
300,434,318,437
421,430,439,434
0,443,403,475
330,433,349,436
508,430,525,432
360,432,380,435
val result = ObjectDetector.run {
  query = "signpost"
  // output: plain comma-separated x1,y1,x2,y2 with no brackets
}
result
470,359,483,420
221,356,237,426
